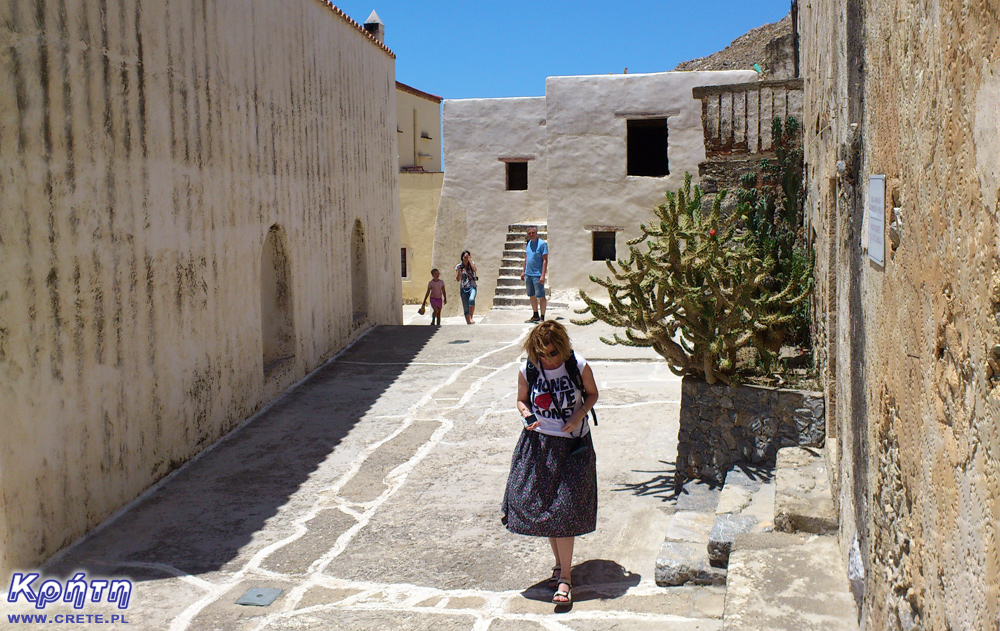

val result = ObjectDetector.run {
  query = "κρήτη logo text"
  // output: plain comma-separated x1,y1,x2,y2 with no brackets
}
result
6,573,132,610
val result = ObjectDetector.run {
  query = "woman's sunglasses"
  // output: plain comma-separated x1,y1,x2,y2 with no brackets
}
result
539,350,560,358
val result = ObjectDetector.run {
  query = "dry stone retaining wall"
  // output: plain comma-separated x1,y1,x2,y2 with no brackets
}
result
677,376,824,483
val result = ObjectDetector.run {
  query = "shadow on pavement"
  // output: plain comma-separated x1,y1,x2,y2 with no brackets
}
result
519,559,639,605
46,326,437,581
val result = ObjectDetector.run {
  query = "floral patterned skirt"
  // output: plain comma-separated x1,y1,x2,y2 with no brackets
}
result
501,430,597,538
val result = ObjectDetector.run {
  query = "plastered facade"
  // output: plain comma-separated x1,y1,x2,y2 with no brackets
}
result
0,0,401,576
432,97,549,316
545,71,756,292
399,171,444,302
396,83,443,303
801,1,1000,629
433,71,755,314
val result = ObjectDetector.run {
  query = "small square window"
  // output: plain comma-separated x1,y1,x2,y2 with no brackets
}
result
592,232,616,261
400,247,408,279
507,162,528,190
627,118,669,177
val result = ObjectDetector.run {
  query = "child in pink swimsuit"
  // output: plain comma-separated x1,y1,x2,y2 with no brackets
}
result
421,269,447,326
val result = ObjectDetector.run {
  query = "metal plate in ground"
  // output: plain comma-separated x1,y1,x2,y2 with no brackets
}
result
236,588,283,607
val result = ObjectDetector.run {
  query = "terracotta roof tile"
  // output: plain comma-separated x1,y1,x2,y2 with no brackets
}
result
396,81,443,103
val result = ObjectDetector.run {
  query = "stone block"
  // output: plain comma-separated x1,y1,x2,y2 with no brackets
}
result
655,541,727,587
774,447,838,534
708,513,758,563
723,532,858,631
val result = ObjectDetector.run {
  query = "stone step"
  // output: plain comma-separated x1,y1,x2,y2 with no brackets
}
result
722,532,859,631
499,266,523,276
490,298,568,309
707,466,776,566
655,480,727,587
503,251,526,260
507,223,547,233
504,242,529,252
494,286,535,297
491,296,536,307
506,232,546,242
773,447,837,535
496,277,524,287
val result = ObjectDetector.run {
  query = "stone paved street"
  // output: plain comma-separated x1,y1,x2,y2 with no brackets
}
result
6,303,726,631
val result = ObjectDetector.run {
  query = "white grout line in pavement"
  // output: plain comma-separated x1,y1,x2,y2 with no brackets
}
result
170,328,530,631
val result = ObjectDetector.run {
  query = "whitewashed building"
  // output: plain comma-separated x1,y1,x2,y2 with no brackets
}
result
431,70,757,315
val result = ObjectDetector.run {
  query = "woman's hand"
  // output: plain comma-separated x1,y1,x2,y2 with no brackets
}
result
524,417,541,432
560,411,585,435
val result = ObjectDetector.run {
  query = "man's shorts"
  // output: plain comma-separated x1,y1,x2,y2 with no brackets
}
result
524,275,545,298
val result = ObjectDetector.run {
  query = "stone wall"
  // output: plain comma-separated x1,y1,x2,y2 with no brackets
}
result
801,1,1000,629
677,377,824,483
0,0,400,576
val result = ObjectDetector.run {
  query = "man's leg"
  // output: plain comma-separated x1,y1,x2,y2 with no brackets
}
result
526,277,540,322
536,279,547,320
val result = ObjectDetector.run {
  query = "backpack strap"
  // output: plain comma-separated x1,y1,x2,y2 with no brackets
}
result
525,360,539,394
564,354,598,426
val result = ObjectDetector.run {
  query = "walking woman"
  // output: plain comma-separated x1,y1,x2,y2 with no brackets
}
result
455,250,478,324
502,321,599,605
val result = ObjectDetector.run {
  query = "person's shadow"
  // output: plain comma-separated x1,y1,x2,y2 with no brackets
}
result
521,559,640,613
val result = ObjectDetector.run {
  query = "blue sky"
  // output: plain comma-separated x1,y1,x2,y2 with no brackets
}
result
334,1,793,99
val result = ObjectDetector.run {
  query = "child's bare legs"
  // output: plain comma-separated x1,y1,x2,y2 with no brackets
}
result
432,307,441,325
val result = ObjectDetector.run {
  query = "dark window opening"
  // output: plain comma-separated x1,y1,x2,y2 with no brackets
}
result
400,248,408,279
627,118,669,177
507,162,528,190
592,231,616,261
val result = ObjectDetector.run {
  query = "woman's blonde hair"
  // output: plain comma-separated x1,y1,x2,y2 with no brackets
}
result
523,320,573,365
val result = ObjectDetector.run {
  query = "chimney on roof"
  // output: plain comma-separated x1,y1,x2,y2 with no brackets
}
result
364,10,384,43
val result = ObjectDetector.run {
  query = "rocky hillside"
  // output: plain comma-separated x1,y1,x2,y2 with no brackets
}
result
674,14,793,77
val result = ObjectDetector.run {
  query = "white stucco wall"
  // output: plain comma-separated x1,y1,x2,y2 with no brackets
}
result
432,98,548,316
0,0,400,575
433,71,758,311
545,71,756,291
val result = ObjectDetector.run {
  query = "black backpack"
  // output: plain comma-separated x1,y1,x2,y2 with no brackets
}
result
525,355,598,426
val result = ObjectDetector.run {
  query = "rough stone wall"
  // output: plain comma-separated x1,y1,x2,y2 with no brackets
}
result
0,0,400,576
677,377,824,484
432,97,548,316
802,1,1000,629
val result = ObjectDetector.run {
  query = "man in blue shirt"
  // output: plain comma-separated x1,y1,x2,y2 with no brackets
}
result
520,226,549,323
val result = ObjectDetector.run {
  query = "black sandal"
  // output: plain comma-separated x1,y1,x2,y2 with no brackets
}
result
546,566,561,589
552,578,572,604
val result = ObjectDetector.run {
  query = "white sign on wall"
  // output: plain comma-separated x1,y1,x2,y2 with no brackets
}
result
868,175,885,266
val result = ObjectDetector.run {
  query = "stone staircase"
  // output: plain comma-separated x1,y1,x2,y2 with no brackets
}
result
492,223,565,310
655,447,859,630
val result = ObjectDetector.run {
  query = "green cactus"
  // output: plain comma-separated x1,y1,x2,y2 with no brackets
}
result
574,170,810,385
